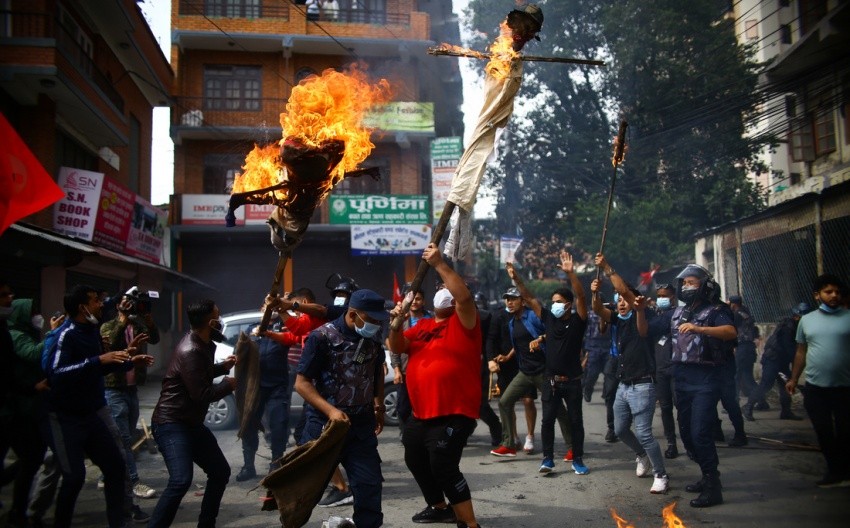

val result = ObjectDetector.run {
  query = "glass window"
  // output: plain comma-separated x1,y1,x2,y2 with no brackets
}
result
204,65,261,111
203,153,245,193
814,107,836,155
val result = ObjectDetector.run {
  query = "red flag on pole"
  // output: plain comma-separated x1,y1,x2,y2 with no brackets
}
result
392,272,403,304
0,113,66,235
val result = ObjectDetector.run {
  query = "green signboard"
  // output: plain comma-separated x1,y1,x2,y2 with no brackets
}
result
329,194,430,224
363,102,435,133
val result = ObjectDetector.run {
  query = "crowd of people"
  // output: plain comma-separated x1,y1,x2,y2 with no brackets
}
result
1,243,848,527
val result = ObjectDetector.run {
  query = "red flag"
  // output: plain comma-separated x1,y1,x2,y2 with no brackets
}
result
638,264,662,288
0,113,66,235
392,272,403,304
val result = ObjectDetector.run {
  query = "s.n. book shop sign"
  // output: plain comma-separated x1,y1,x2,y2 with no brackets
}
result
329,194,430,225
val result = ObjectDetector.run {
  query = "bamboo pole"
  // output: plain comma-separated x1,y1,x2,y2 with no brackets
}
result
427,46,605,67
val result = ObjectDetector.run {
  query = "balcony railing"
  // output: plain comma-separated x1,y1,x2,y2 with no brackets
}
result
177,1,409,25
0,10,124,113
172,96,289,129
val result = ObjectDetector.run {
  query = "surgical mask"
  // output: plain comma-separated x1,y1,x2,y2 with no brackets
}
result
819,303,841,314
550,302,566,318
32,315,44,330
355,313,380,338
83,307,98,325
333,296,347,307
656,297,671,310
209,319,225,342
617,310,633,321
679,286,699,304
433,289,454,310
0,306,11,319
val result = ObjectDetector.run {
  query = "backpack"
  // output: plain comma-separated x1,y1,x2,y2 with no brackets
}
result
42,318,71,374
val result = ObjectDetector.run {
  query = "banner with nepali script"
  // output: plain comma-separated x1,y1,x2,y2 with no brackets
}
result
351,224,432,256
124,195,167,264
329,194,429,225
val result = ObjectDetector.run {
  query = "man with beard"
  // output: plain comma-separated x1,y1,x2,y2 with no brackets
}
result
148,299,237,527
786,274,850,488
388,244,482,528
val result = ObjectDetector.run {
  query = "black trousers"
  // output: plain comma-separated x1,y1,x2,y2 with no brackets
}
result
541,378,584,459
602,356,618,431
803,384,850,478
403,415,476,507
655,368,677,446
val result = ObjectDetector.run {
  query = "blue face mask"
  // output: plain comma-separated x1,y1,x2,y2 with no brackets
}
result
355,313,380,338
656,297,671,310
550,302,566,318
617,310,633,321
819,303,841,314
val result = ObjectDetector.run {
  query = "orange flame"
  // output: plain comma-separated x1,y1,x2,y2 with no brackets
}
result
612,135,628,167
661,502,685,528
610,502,686,528
232,143,286,200
233,64,392,196
281,64,392,183
485,21,520,81
609,509,636,528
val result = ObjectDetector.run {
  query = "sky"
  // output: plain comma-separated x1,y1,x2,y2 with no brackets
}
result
142,0,493,215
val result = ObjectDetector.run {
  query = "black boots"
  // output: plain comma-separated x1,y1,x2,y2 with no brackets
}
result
728,432,748,447
236,450,257,482
689,473,723,508
664,444,679,459
742,403,755,422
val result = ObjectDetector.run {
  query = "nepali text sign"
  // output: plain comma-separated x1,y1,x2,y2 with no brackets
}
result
351,224,432,256
363,102,434,133
329,194,429,225
430,137,462,222
125,195,167,264
245,204,277,225
181,194,242,225
53,167,104,240
93,176,135,251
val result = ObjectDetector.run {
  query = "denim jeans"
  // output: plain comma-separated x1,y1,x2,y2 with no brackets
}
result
149,422,231,528
105,388,140,482
674,364,722,477
243,383,291,465
613,382,666,477
542,378,584,459
497,371,570,449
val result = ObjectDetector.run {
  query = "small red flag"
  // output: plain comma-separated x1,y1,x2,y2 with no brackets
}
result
0,113,66,235
392,272,403,304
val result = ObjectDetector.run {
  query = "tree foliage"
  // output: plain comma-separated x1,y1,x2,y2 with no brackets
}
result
464,0,768,280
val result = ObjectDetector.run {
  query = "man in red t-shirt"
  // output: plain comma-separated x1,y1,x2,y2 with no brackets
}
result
388,243,482,528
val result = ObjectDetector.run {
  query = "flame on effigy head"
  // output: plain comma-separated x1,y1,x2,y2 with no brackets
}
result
485,21,520,81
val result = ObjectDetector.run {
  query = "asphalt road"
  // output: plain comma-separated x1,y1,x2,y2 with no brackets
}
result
5,379,849,527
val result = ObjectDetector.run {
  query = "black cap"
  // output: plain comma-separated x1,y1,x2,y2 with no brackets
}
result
349,289,389,321
502,287,521,299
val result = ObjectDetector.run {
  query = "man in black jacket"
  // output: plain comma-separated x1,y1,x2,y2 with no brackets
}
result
148,299,236,528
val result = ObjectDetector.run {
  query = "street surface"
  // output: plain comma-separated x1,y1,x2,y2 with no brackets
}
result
6,378,849,527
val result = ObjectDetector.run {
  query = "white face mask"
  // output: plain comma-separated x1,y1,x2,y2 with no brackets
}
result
83,307,98,325
32,315,44,330
433,289,454,310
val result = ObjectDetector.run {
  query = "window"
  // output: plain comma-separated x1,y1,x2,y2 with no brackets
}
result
799,0,828,36
57,5,93,75
332,157,389,195
790,118,814,162
204,65,261,111
203,153,245,193
780,24,792,44
814,107,836,155
205,0,260,18
744,20,758,40
56,131,97,171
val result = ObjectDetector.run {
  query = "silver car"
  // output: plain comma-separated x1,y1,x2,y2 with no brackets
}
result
205,310,400,430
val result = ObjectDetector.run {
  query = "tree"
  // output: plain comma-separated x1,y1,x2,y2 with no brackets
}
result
464,0,768,279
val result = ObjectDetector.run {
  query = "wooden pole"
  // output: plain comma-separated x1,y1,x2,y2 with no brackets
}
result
596,120,628,281
258,251,290,333
427,47,605,67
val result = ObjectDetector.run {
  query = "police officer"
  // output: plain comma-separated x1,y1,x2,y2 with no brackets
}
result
295,289,389,528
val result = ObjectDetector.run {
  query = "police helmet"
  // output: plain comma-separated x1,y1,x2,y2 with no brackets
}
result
325,273,359,297
675,263,719,303
473,292,488,310
792,302,813,316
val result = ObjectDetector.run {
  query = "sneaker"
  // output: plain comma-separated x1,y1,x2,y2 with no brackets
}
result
133,481,157,499
523,435,534,454
130,505,150,524
635,454,651,478
412,505,456,523
572,457,589,475
563,448,574,462
490,445,517,457
318,487,354,507
650,474,669,494
539,457,554,474
605,429,618,443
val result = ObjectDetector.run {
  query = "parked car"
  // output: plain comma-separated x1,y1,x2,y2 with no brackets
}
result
205,310,400,430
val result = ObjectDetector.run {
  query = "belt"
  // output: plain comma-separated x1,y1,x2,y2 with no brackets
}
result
551,375,572,382
622,376,654,386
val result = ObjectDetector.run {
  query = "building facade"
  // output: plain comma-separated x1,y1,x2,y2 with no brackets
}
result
169,0,464,313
